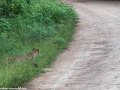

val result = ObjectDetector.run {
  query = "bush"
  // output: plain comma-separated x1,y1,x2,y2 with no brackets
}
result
0,0,27,17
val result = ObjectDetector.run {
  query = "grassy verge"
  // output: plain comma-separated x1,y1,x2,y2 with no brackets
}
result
0,0,77,88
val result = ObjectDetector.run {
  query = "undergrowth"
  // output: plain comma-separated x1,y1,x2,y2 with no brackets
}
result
0,0,77,88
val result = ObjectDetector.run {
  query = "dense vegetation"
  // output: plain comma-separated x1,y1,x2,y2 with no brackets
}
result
0,0,77,87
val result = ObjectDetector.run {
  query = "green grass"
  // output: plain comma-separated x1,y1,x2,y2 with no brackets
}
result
0,0,77,88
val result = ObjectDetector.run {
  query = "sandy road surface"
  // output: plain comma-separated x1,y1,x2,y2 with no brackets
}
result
26,1,120,90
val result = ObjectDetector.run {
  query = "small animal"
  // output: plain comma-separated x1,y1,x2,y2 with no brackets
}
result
7,49,40,63
27,49,39,59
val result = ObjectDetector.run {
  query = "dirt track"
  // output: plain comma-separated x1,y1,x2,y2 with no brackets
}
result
27,1,120,90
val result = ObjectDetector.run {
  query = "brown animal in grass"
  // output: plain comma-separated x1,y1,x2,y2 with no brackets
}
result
7,49,39,63
27,49,39,59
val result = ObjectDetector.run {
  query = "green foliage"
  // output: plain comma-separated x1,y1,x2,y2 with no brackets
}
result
0,0,30,17
32,0,76,24
0,0,77,87
0,18,12,31
53,37,66,49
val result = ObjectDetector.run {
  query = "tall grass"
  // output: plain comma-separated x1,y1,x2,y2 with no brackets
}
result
0,0,77,87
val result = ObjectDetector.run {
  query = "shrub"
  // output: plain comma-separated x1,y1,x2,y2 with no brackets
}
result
0,0,30,17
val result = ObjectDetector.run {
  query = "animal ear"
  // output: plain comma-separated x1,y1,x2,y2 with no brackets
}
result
33,49,35,50
37,49,39,52
33,49,39,52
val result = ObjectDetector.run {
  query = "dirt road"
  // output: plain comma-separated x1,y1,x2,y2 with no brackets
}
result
27,1,120,90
